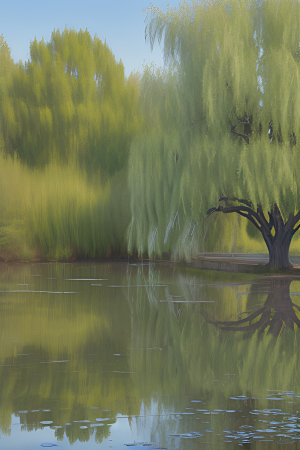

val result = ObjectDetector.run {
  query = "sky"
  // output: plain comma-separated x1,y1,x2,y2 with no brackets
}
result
0,0,185,77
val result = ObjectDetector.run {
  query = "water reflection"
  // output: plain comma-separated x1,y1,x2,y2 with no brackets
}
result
203,276,300,336
0,262,139,447
1,263,300,448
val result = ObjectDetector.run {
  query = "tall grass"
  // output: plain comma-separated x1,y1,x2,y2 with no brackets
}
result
0,153,130,260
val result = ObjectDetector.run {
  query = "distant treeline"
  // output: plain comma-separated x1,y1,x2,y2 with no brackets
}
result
0,30,140,174
0,30,142,260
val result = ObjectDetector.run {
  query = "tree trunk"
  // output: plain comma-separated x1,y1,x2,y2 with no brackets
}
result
211,200,300,271
265,233,293,270
260,205,295,270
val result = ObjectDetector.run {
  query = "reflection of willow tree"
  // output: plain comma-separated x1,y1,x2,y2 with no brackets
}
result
203,277,300,337
129,267,300,409
0,263,141,444
127,264,184,412
127,268,300,448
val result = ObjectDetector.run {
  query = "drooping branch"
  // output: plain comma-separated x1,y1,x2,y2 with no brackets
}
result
206,198,273,243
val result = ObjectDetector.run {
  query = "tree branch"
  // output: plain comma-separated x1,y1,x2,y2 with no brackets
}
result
218,205,273,244
268,211,274,231
292,211,300,236
257,205,270,230
230,115,250,144
208,201,274,251
218,204,261,223
293,223,300,235
233,210,262,231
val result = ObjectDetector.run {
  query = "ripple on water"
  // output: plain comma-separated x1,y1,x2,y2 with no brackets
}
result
40,444,58,448
170,432,203,439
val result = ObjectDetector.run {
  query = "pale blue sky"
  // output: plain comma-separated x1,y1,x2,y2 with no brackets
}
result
0,0,185,76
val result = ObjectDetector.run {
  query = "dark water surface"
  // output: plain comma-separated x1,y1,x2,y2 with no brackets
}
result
1,261,300,449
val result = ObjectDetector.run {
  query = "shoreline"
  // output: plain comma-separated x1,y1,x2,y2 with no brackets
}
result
2,253,300,276
188,253,300,274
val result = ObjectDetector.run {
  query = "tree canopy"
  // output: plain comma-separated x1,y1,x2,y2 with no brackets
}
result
0,32,136,261
128,0,300,265
0,29,140,173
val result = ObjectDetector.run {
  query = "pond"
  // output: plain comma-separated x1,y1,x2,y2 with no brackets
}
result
1,261,300,449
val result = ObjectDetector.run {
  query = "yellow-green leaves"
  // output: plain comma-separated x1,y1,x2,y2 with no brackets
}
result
1,30,140,174
129,0,300,258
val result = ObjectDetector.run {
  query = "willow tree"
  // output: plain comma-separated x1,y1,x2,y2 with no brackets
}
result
128,0,300,269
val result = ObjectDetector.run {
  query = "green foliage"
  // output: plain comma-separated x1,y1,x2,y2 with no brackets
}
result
0,35,16,157
0,33,137,260
128,0,300,259
129,266,300,414
0,263,140,442
1,29,140,174
1,262,300,445
0,154,130,260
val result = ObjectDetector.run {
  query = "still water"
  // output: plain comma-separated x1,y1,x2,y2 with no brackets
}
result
1,261,300,449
